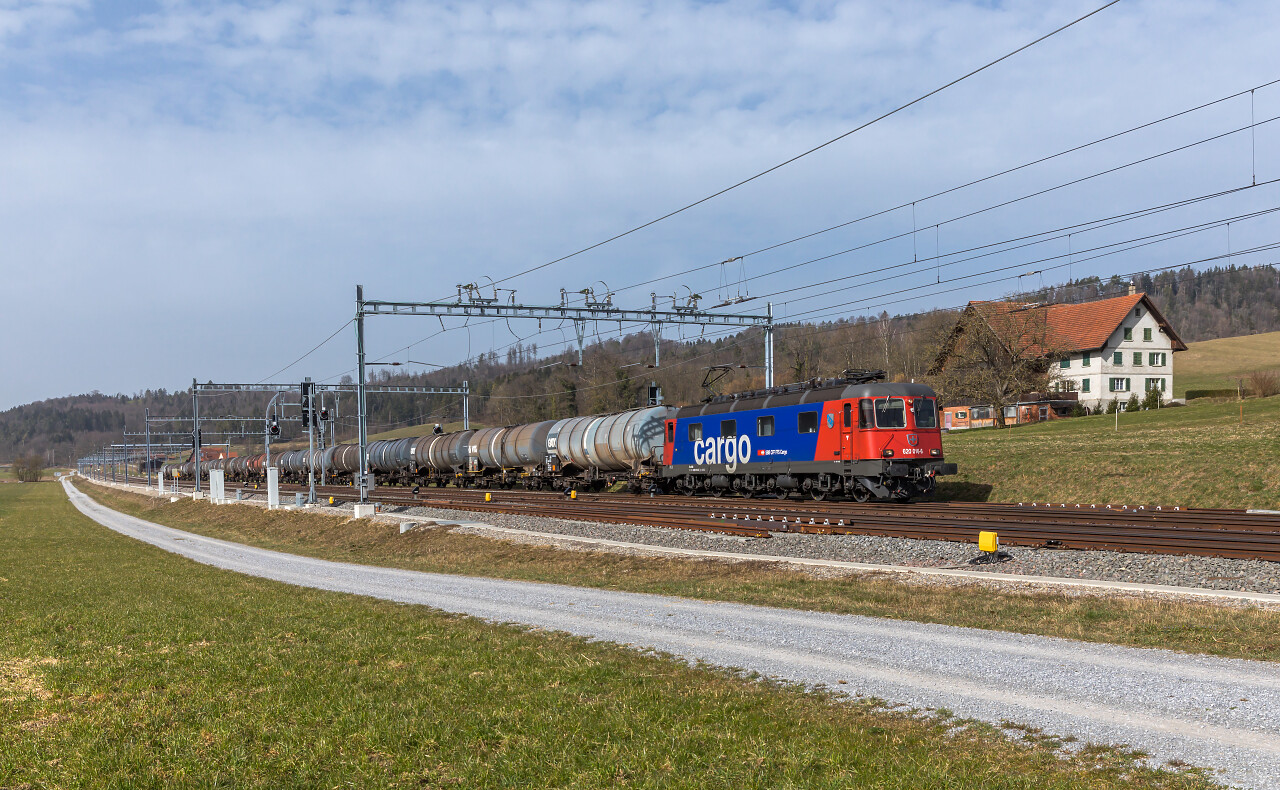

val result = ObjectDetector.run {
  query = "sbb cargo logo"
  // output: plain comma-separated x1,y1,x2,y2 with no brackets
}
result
757,448,787,457
693,435,752,473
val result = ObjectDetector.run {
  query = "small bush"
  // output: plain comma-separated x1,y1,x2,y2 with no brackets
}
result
1247,370,1280,398
1070,403,1087,417
12,455,44,483
1140,388,1163,410
1105,398,1120,414
1124,393,1140,413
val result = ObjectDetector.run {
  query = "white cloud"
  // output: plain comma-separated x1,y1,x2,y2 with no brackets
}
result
1,0,1278,408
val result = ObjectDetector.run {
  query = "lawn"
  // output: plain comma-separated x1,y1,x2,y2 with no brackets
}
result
0,482,1216,789
939,395,1280,509
76,480,1280,663
1173,330,1280,397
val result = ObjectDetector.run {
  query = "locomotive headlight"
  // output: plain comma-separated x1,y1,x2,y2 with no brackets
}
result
931,448,941,457
882,449,894,457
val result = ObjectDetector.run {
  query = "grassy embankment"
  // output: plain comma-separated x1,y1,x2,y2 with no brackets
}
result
2,481,1217,789
1172,329,1280,397
939,394,1280,509
76,480,1280,662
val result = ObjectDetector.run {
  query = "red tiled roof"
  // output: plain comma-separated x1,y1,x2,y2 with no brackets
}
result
965,293,1187,356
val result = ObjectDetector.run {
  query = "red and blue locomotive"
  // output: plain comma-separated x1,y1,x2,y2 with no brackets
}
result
661,370,956,501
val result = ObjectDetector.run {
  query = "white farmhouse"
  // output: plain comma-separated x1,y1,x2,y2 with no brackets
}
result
1048,292,1186,410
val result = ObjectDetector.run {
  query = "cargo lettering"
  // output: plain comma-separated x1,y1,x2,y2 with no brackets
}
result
692,435,752,473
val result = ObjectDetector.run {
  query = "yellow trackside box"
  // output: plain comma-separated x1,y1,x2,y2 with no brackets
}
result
485,492,492,502
978,531,999,553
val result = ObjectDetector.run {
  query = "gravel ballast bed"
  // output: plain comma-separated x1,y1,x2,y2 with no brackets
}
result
382,501,1280,597
94,480,1280,599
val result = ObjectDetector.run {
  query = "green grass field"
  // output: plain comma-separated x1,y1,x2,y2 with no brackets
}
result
77,481,1280,663
1173,330,1280,397
1,482,1216,788
940,395,1280,509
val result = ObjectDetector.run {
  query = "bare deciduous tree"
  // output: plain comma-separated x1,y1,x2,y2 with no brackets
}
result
928,303,1067,427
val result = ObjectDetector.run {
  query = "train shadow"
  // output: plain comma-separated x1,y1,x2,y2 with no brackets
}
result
931,481,995,502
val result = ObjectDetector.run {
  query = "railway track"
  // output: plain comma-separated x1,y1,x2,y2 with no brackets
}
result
241,481,1280,562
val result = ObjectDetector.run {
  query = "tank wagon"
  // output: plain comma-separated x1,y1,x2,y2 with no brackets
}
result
165,371,955,500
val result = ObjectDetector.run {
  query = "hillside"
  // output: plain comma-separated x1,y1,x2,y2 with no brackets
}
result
939,395,1280,509
1172,330,1280,397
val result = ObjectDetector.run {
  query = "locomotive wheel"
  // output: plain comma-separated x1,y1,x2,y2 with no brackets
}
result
809,489,827,501
851,487,871,503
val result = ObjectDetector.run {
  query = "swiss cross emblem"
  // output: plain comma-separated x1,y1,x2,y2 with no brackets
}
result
907,434,918,446
757,449,765,456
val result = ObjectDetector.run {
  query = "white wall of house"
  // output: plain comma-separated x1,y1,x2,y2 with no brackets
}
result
1055,303,1175,410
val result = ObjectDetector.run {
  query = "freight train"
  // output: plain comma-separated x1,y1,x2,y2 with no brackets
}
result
163,371,957,501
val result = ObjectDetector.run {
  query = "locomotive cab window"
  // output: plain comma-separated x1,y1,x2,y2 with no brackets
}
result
859,399,873,429
874,398,906,429
688,423,702,441
912,398,937,429
665,422,673,442
797,411,819,434
720,419,736,437
756,415,774,437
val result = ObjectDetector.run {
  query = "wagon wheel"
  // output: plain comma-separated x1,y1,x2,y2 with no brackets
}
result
809,489,828,501
851,487,872,503
710,487,725,497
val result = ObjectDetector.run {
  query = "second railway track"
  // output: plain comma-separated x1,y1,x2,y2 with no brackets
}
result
249,482,1280,562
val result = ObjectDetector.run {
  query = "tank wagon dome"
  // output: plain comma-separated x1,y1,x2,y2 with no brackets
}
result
553,406,676,472
331,444,362,474
502,420,555,468
468,427,509,470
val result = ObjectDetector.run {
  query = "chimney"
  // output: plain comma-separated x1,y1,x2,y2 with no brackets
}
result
1128,280,1137,296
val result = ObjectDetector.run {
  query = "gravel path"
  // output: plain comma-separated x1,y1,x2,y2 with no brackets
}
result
67,480,1280,789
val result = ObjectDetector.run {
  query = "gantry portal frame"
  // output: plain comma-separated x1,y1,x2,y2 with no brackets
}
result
352,284,773,503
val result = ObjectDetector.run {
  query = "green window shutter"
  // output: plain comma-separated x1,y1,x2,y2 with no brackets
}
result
1060,358,1070,368
1133,352,1142,365
1144,328,1153,341
1082,379,1090,393
1124,328,1133,340
1082,353,1090,366
1113,351,1122,364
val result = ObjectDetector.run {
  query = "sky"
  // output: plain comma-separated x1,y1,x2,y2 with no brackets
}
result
2,0,1278,410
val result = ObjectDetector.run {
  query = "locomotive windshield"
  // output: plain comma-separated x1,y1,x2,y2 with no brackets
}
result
873,398,906,428
912,397,937,429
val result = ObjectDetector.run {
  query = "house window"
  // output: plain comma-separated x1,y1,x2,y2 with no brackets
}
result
1081,379,1091,393
1003,406,1016,420
1060,358,1070,369
1145,378,1166,392
1124,327,1133,341
798,411,819,434
1133,352,1143,366
1148,352,1162,366
1082,353,1091,367
1110,377,1131,392
757,415,774,437
1143,328,1153,341
720,419,736,438
688,423,702,441
1113,351,1123,365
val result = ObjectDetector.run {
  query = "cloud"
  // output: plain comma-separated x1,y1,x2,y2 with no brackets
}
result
1,0,1278,408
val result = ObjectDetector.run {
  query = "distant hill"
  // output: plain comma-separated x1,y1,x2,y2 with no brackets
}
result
6,264,1278,464
1172,330,1280,397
